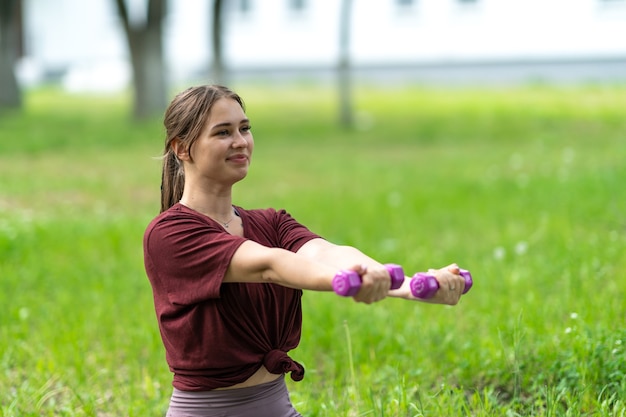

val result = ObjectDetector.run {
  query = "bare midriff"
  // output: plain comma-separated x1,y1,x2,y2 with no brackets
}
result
215,366,282,390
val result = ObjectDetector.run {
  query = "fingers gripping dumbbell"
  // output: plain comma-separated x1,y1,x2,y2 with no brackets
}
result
410,269,473,299
333,264,404,297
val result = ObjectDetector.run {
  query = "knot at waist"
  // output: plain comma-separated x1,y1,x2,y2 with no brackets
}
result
263,349,304,382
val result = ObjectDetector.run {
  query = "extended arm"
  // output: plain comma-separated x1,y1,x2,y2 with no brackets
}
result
297,238,465,305
223,239,387,303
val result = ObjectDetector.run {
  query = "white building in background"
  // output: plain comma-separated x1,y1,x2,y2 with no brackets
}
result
18,0,626,91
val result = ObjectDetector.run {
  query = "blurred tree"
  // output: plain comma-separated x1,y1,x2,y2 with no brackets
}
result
338,0,353,128
211,0,225,85
0,0,21,110
114,0,167,120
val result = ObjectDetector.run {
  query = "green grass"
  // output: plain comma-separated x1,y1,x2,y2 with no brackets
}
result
1,84,625,416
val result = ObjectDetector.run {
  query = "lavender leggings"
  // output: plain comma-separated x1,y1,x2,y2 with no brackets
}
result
166,376,302,417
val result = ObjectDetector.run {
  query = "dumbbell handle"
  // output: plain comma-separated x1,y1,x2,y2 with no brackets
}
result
333,264,404,297
410,269,473,299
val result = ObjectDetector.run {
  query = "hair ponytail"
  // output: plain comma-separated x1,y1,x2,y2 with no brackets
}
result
160,150,185,213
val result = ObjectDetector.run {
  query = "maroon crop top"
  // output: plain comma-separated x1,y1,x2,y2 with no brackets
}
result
143,203,321,391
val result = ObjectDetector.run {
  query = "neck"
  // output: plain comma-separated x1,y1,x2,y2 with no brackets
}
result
179,186,233,216
179,198,239,229
180,198,233,218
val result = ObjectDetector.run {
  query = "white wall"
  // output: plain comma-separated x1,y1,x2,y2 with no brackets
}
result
225,0,626,64
19,0,626,90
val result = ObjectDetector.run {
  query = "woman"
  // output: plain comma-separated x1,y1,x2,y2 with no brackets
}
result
143,85,466,417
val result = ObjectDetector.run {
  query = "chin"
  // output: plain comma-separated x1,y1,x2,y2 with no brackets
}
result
234,171,249,182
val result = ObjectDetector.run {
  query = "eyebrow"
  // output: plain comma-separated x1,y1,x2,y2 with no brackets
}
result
210,119,250,130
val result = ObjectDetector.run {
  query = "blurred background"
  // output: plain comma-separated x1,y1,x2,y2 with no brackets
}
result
2,0,626,118
2,2,626,415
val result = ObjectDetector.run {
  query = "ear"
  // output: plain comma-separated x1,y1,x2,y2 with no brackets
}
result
171,138,190,161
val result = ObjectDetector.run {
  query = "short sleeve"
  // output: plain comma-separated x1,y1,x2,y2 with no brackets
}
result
144,211,246,306
240,207,322,252
274,209,322,251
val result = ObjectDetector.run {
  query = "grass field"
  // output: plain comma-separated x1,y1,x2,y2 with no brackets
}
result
1,84,625,416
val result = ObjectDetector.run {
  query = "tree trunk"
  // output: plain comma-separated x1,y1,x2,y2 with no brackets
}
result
211,0,225,85
115,0,167,120
338,0,353,128
127,24,167,119
0,0,21,110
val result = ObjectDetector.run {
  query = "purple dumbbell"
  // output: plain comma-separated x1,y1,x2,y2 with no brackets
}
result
410,268,473,299
333,264,405,297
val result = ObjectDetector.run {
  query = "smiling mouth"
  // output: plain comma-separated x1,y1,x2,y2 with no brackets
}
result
227,155,249,163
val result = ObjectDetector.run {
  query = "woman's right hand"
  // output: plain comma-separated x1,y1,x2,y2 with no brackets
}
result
349,264,391,304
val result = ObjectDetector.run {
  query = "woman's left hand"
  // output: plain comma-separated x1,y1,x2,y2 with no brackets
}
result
389,264,466,305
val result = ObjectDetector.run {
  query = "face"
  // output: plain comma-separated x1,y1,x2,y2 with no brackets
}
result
177,97,254,185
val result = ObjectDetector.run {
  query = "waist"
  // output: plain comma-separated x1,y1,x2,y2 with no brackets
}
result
216,366,281,390
172,349,305,390
168,376,302,417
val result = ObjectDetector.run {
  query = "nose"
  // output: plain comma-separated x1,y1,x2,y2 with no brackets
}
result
233,131,249,148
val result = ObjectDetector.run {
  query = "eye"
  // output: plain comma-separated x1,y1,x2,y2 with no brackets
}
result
241,125,251,133
216,130,230,136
